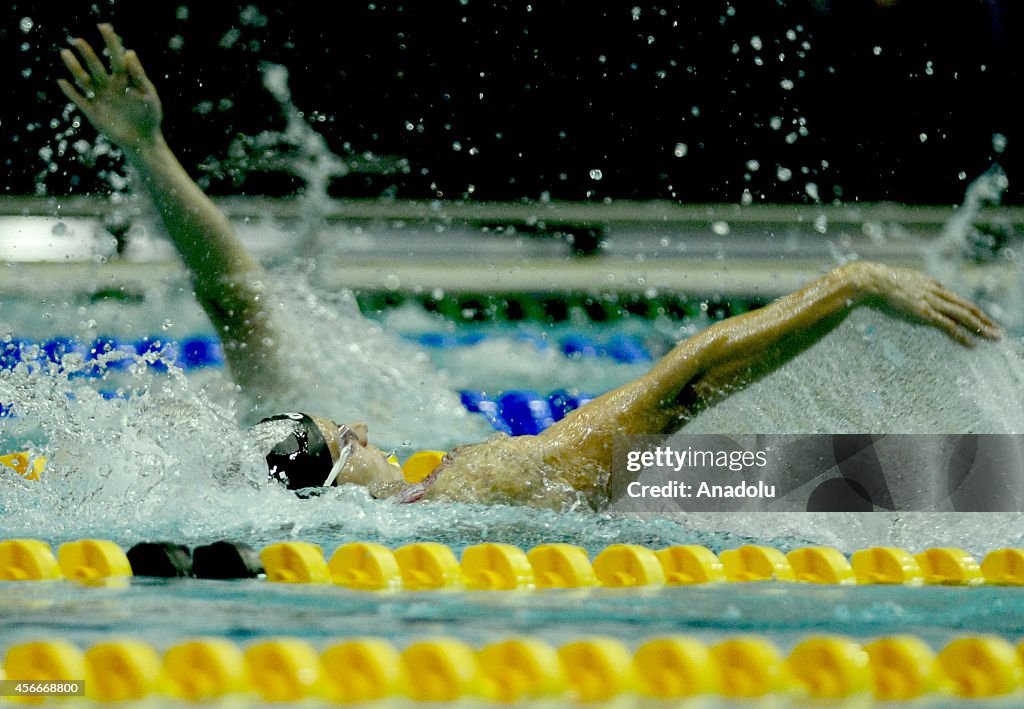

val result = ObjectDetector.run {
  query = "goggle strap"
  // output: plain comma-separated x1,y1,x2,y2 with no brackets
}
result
322,442,353,487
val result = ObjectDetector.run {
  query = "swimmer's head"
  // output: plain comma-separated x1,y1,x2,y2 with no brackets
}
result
252,413,402,491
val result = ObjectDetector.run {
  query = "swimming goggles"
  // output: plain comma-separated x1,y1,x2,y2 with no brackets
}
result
321,424,362,488
260,413,360,490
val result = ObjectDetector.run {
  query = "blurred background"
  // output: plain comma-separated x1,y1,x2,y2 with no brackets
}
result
1,0,1020,205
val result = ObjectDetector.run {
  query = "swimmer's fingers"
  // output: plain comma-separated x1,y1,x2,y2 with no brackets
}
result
59,49,93,93
930,286,1002,339
124,50,155,93
70,38,109,87
926,291,1002,343
924,305,977,348
56,78,91,114
98,24,126,74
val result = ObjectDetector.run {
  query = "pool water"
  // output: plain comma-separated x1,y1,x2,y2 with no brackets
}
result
3,233,1024,705
4,577,1024,657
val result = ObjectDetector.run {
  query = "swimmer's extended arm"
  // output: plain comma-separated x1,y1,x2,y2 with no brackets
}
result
541,261,1001,470
57,25,279,391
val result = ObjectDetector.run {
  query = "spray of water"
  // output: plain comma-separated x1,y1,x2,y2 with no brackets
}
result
212,63,407,257
240,275,494,450
640,273,1024,552
0,347,727,553
923,135,1018,328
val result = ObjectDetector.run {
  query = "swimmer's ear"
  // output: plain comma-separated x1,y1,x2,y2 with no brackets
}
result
348,422,369,447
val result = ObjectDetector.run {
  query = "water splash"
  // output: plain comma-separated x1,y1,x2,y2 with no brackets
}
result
0,347,731,552
210,63,408,256
923,138,1018,328
929,164,1009,276
239,275,494,451
0,349,269,542
639,308,1024,551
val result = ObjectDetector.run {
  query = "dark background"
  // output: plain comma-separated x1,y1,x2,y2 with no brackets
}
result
1,0,1020,204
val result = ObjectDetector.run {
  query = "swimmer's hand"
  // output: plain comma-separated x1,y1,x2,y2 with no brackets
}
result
57,24,163,152
855,261,1003,346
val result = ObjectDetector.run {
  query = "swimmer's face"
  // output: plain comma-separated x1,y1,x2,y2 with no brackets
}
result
327,421,403,487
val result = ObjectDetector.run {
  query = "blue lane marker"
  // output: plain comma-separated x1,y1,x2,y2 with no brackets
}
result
548,389,594,422
178,336,225,369
5,333,620,434
0,340,29,370
135,337,179,372
414,332,489,348
459,391,513,434
604,334,652,363
560,334,600,358
42,337,86,365
88,336,136,371
407,330,647,361
498,390,556,436
560,334,650,362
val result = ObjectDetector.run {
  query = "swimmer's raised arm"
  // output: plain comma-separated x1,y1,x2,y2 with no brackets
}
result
541,262,1001,471
58,24,281,391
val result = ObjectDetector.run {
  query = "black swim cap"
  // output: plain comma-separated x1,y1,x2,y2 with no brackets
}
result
255,413,338,490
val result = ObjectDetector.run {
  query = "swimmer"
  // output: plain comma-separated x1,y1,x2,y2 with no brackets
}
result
57,26,1003,509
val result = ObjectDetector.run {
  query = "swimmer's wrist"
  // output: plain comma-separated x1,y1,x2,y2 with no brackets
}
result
837,260,883,301
122,133,173,165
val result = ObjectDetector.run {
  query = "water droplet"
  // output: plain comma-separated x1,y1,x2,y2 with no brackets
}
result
776,166,793,182
779,78,794,91
711,221,730,236
18,17,33,33
805,183,819,201
589,169,603,181
631,6,641,20
750,36,762,51
673,143,688,158
873,46,882,56
919,133,928,143
993,133,1008,154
